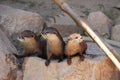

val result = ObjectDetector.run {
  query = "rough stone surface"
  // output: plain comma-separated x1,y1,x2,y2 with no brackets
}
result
111,24,120,41
47,12,86,25
95,58,120,80
49,24,83,36
87,11,113,37
115,16,120,25
0,28,18,80
47,13,86,36
16,70,23,80
49,13,76,25
22,56,119,80
0,5,42,36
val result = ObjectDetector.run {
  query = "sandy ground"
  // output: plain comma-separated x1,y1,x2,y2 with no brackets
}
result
0,0,120,20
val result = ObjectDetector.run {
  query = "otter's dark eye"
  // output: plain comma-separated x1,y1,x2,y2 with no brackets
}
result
19,35,24,39
67,38,71,41
21,36,24,39
75,37,78,39
31,34,35,37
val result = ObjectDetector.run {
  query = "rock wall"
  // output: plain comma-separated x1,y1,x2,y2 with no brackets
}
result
0,5,43,36
111,25,120,41
22,56,119,80
47,11,120,41
87,11,113,37
0,27,18,80
0,5,119,80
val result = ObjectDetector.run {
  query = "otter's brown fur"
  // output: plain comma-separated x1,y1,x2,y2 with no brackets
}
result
41,23,65,66
14,30,47,59
19,36,40,53
65,33,87,65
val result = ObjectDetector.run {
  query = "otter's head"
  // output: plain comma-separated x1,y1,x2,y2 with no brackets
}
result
67,33,83,42
41,22,59,39
18,30,36,43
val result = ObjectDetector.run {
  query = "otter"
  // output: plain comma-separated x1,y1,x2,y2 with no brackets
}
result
41,23,65,66
13,30,47,59
65,33,87,65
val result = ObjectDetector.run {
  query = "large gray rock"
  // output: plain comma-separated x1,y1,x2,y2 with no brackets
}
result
48,13,75,25
111,24,120,41
0,28,18,80
87,11,113,37
16,70,23,80
115,16,120,25
22,56,119,80
47,13,86,36
48,12,86,25
49,24,83,36
0,5,42,36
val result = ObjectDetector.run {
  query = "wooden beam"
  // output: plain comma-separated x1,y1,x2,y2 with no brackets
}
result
52,0,120,70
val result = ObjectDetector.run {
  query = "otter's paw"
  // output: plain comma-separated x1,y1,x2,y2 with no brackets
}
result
45,60,50,66
58,56,63,62
80,54,84,61
67,58,72,65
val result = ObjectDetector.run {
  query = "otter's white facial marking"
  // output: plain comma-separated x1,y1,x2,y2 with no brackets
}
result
41,34,47,39
67,33,83,43
18,38,24,42
18,36,34,43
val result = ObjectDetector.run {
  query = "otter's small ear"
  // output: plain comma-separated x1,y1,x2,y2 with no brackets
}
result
38,34,41,38
42,22,47,31
80,36,83,39
67,37,71,41
19,34,24,39
30,34,35,38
